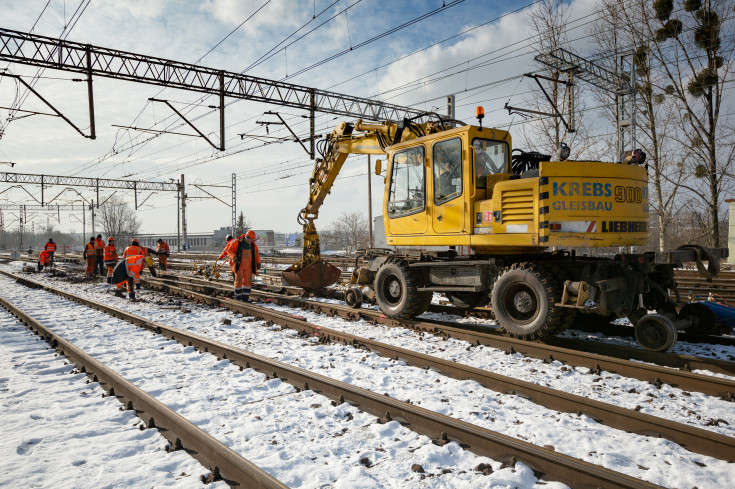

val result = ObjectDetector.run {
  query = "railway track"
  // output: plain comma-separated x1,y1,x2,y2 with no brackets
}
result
0,269,675,489
147,273,735,394
9,269,735,459
0,285,286,488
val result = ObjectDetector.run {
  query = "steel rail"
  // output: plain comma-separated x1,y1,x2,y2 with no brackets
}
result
0,290,288,489
0,270,663,489
153,273,735,394
135,274,735,462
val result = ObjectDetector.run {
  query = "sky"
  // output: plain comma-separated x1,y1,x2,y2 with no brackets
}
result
2,262,735,487
1,0,615,237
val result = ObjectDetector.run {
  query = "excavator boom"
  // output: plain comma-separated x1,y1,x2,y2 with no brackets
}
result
283,118,438,289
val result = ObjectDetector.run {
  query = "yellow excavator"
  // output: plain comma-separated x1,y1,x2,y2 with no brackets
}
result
283,109,727,351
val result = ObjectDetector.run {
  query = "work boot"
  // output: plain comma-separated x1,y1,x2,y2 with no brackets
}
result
114,289,124,297
129,293,136,301
107,277,112,285
135,283,140,290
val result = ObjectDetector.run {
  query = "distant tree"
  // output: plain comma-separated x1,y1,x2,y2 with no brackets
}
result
97,196,141,245
235,211,252,236
326,211,369,252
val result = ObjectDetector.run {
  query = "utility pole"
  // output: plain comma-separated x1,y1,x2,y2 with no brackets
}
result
177,180,181,251
367,155,373,248
90,200,95,238
82,205,86,242
19,205,23,251
0,209,4,250
181,174,188,251
231,173,236,237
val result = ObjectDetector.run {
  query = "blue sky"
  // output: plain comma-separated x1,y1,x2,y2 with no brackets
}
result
0,0,604,236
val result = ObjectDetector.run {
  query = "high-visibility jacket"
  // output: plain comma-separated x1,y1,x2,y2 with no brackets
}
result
218,239,233,261
157,242,170,256
44,242,57,252
95,238,105,253
124,255,146,276
123,245,146,257
104,244,118,263
39,250,50,265
83,242,96,259
225,239,261,274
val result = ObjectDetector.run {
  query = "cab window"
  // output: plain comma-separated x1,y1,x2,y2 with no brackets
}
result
387,146,425,218
433,138,462,204
472,138,509,188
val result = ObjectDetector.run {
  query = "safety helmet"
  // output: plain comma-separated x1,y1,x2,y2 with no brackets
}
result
108,236,114,242
131,238,139,245
157,238,163,243
246,230,257,240
89,237,95,242
97,234,102,239
226,235,233,241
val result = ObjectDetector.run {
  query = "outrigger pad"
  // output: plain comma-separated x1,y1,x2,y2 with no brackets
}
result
283,260,342,290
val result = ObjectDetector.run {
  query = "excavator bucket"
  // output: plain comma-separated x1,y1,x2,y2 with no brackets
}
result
282,260,342,290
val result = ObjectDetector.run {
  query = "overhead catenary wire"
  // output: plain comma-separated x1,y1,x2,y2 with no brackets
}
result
82,0,645,177
41,0,735,192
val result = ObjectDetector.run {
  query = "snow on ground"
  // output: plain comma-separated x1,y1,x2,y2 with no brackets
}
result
0,268,555,489
0,306,227,489
2,262,735,488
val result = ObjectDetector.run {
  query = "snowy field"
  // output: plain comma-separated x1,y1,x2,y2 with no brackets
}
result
1,262,734,488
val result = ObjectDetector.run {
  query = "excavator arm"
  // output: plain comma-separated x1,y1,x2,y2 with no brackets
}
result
284,118,438,289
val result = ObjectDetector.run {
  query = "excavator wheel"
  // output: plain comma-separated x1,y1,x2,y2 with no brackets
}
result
491,262,565,340
445,291,489,309
375,261,431,319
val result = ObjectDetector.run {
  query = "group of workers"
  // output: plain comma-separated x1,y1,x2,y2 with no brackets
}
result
36,238,56,271
77,235,170,300
39,231,259,303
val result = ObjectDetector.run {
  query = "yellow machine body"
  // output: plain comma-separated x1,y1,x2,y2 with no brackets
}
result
381,125,649,251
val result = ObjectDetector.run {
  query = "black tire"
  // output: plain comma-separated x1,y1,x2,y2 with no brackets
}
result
445,291,489,309
344,286,363,309
375,261,431,318
540,262,575,334
491,262,564,340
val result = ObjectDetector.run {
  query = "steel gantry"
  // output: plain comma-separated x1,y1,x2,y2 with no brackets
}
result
534,48,636,162
0,171,179,209
0,27,429,155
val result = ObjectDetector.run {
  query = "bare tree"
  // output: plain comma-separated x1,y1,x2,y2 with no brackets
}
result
590,0,688,251
518,0,597,160
643,0,735,246
326,211,369,252
234,211,252,236
97,196,141,244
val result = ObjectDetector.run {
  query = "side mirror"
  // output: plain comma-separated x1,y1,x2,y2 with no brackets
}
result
375,159,383,175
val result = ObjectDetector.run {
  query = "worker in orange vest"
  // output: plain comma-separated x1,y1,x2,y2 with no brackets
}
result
44,238,57,268
112,254,157,300
217,235,233,273
156,238,170,271
83,237,97,278
37,249,51,271
225,230,261,302
95,234,105,276
103,237,119,284
123,238,159,290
